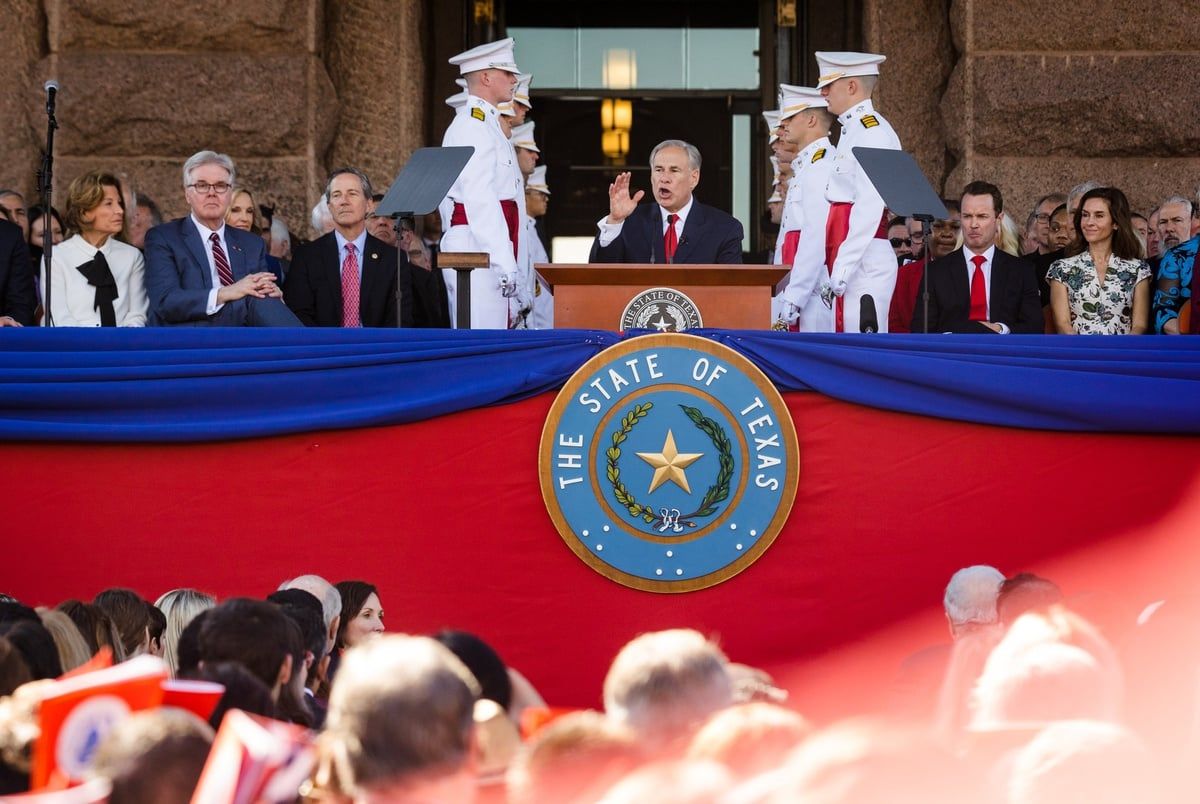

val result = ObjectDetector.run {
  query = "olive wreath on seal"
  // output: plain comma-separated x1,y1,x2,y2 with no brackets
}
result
605,402,734,532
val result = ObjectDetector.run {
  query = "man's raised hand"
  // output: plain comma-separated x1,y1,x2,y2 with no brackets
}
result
607,172,644,224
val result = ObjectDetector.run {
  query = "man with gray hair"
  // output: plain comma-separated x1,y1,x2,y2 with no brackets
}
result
943,564,1006,637
602,628,733,751
320,634,480,802
1156,195,1192,255
590,139,743,264
278,573,341,657
144,150,301,326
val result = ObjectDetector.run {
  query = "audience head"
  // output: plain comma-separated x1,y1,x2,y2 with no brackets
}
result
1067,181,1103,223
89,708,213,804
321,635,480,800
196,598,295,701
0,616,63,681
0,636,33,696
1130,212,1150,257
367,194,397,245
224,187,258,233
686,702,811,778
914,199,961,260
508,710,641,804
1068,186,1142,260
1022,210,1039,255
269,216,291,259
310,197,335,238
1146,206,1162,257
57,599,125,662
960,181,1003,256
279,574,341,657
1156,196,1192,252
153,589,216,678
887,216,911,262
26,205,64,249
325,167,374,238
1049,204,1072,250
266,588,327,690
128,194,162,249
1032,192,1068,253
173,606,209,679
181,150,236,230
334,580,384,650
998,573,1064,626
603,629,733,751
184,659,277,730
943,565,1005,638
63,171,127,244
0,190,29,239
93,588,152,659
649,140,702,215
596,758,734,803
434,629,512,711
996,211,1022,256
1007,720,1160,804
36,608,92,672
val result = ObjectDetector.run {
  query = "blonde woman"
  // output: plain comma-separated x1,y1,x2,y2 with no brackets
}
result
37,608,93,672
154,588,216,678
43,171,147,327
225,187,260,234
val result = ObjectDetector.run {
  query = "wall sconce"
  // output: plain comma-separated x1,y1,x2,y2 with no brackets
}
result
602,48,637,90
600,98,633,163
601,129,629,160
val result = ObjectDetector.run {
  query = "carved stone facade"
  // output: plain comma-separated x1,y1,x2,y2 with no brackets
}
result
868,0,1200,217
0,1,425,236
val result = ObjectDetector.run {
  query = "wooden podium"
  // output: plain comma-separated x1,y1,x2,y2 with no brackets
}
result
536,264,789,330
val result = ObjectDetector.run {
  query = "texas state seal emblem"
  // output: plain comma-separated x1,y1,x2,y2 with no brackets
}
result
539,334,799,592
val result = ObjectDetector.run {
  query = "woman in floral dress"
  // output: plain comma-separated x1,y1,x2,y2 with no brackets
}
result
1047,187,1150,334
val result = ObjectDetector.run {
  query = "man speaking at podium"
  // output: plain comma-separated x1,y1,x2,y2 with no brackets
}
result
589,140,743,264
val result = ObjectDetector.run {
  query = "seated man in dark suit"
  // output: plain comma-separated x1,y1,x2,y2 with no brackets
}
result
912,181,1042,334
0,218,36,327
589,139,743,264
284,168,447,328
144,150,301,327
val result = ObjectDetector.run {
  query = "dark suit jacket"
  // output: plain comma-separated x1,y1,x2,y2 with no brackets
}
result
588,201,743,264
911,248,1043,334
283,232,446,328
144,217,271,326
0,220,36,326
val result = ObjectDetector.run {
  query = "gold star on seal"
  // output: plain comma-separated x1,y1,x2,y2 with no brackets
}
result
636,430,704,494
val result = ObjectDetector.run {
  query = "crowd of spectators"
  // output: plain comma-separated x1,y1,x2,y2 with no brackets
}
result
3,155,1199,333
0,565,1194,802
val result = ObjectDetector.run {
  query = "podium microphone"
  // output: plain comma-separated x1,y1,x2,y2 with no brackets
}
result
859,294,878,333
44,80,59,117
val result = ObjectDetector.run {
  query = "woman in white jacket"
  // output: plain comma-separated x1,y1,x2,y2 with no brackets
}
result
43,171,147,327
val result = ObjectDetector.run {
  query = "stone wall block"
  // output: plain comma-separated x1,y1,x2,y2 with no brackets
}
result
54,1,310,53
971,55,1200,158
43,53,332,159
0,0,44,196
939,59,967,158
970,5,1200,52
944,155,1197,222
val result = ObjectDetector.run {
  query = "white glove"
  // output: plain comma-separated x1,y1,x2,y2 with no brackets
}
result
508,295,531,329
775,300,801,327
497,271,519,298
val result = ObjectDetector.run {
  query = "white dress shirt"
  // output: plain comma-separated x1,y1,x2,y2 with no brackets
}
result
43,234,148,327
190,214,232,315
596,196,695,251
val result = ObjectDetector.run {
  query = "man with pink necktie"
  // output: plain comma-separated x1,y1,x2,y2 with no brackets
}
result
284,168,446,328
145,150,301,326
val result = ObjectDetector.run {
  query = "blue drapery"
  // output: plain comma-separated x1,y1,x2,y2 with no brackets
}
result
1,328,1197,442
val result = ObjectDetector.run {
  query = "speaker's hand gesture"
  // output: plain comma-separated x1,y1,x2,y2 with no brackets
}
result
607,172,644,224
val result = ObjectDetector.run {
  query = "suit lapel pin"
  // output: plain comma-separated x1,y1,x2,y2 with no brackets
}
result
371,253,379,260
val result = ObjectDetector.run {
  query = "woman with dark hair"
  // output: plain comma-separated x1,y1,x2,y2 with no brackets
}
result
43,170,147,327
56,599,126,662
1047,187,1150,334
26,204,63,276
93,588,152,659
333,580,385,650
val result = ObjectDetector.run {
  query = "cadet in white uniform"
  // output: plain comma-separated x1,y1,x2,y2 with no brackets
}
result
814,51,902,333
773,85,837,332
509,121,541,326
525,165,553,329
440,38,527,329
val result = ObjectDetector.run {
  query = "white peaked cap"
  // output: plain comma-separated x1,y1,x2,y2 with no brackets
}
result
778,84,828,120
514,73,533,107
446,90,469,109
815,51,886,88
510,121,538,152
527,165,550,194
450,37,520,75
497,101,517,117
762,109,780,144
768,187,784,203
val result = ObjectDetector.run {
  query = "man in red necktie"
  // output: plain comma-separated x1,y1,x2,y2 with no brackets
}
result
912,181,1042,334
283,168,447,328
144,150,301,326
590,140,744,265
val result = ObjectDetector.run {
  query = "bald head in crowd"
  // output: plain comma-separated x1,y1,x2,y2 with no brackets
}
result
603,628,733,751
943,565,1006,638
321,634,480,802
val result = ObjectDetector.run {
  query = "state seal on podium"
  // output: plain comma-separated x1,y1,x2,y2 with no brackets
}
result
539,334,799,592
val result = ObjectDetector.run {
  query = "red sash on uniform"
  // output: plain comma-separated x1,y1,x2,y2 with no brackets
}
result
451,201,521,260
781,230,801,266
823,203,890,333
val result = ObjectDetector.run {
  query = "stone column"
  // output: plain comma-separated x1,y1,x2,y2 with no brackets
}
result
31,1,339,235
0,1,47,199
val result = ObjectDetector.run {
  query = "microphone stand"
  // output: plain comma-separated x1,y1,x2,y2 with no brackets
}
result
914,214,934,333
39,85,59,327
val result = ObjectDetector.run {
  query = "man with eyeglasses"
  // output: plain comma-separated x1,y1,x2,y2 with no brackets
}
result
888,200,960,332
144,150,301,326
888,217,912,265
1027,193,1067,257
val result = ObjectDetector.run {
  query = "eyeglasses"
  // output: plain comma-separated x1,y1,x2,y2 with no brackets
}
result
188,182,232,195
1035,213,1052,223
889,237,911,248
